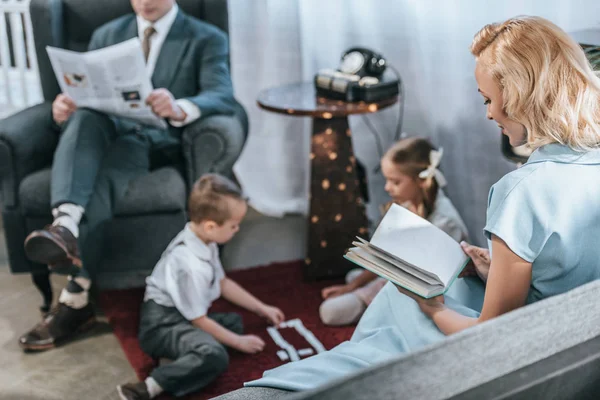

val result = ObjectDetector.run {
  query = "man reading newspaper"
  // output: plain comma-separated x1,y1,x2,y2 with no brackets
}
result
19,0,242,351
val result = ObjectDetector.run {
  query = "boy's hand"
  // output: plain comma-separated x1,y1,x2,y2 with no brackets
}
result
258,304,285,326
235,334,265,354
321,284,352,299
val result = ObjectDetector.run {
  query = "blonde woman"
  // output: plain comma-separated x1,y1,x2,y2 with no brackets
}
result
245,16,600,391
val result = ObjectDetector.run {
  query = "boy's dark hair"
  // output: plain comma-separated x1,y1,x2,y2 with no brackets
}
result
188,174,245,225
384,137,440,218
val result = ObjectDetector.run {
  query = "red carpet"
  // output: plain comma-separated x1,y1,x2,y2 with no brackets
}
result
99,261,355,399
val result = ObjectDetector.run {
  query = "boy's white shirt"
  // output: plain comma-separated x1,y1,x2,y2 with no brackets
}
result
144,223,225,321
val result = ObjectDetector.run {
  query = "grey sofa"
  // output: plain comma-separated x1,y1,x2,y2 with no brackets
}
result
0,0,247,311
214,280,600,400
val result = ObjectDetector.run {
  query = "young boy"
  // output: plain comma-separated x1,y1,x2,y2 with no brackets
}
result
117,174,285,400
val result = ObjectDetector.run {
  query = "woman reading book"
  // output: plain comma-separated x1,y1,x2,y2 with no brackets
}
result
246,16,600,391
320,137,469,326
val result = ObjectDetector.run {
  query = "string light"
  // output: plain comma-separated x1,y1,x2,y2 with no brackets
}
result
320,240,327,248
311,215,319,223
338,183,346,190
322,179,330,189
329,152,338,160
335,214,342,222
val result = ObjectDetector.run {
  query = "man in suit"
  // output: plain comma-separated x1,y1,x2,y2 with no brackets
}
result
19,0,239,351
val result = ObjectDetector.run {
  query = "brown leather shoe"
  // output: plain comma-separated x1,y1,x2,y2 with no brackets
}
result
24,225,82,268
19,303,95,351
117,382,151,400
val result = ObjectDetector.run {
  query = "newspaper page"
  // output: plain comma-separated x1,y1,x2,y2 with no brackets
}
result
46,38,167,129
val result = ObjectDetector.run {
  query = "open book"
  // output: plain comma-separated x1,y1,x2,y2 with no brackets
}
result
344,203,469,298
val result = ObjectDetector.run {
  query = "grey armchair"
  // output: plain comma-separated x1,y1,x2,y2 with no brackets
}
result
0,0,248,311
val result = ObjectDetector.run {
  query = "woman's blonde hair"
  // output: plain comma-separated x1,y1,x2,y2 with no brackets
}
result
384,137,439,218
471,16,600,150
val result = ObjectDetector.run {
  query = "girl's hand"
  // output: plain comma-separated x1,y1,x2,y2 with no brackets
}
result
321,284,353,299
257,304,285,326
394,285,445,317
459,241,491,282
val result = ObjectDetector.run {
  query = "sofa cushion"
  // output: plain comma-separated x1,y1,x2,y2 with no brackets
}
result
19,167,186,217
287,280,600,400
113,167,186,217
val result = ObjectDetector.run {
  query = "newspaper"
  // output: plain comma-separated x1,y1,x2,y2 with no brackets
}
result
46,38,167,129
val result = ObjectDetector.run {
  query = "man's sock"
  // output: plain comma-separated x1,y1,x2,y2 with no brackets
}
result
145,377,164,398
58,276,91,309
51,203,84,238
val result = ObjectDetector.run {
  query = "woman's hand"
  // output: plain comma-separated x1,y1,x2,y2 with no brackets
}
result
394,285,446,317
459,241,491,282
321,284,353,299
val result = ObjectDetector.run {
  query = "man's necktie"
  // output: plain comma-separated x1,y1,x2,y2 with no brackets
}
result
142,26,157,62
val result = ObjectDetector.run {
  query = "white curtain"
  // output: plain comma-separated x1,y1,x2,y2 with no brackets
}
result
230,0,600,246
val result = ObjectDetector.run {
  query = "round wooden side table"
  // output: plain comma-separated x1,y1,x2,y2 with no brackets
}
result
257,82,398,280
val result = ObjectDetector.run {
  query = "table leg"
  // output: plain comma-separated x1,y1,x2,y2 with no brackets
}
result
304,117,369,280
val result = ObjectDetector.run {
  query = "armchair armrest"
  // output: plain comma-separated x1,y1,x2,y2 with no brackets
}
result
181,114,246,189
0,102,58,208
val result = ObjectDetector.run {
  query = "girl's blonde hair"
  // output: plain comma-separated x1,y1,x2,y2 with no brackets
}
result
471,16,600,151
384,137,440,218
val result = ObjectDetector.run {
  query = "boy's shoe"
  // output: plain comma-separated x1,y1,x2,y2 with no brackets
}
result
18,302,95,351
117,382,151,400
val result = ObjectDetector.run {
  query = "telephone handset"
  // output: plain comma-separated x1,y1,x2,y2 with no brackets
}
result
314,47,398,102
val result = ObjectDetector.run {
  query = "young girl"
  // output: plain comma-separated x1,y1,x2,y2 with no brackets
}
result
319,137,469,326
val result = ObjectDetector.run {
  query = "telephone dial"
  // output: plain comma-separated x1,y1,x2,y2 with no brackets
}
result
314,47,399,102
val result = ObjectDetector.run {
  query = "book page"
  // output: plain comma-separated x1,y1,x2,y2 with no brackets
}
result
345,248,444,298
370,203,468,286
352,240,441,285
355,236,440,283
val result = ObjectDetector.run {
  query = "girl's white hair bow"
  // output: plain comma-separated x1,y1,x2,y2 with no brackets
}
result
418,148,447,187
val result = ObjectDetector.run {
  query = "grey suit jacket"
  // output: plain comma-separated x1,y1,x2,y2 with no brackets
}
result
88,10,237,124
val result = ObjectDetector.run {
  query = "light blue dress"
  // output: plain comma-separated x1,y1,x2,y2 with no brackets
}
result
246,144,600,391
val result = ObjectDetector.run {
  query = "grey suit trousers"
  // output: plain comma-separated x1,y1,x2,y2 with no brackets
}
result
139,299,243,397
51,109,180,279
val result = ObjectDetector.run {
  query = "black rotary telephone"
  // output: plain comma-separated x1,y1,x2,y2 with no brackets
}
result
314,47,399,102
338,47,387,78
